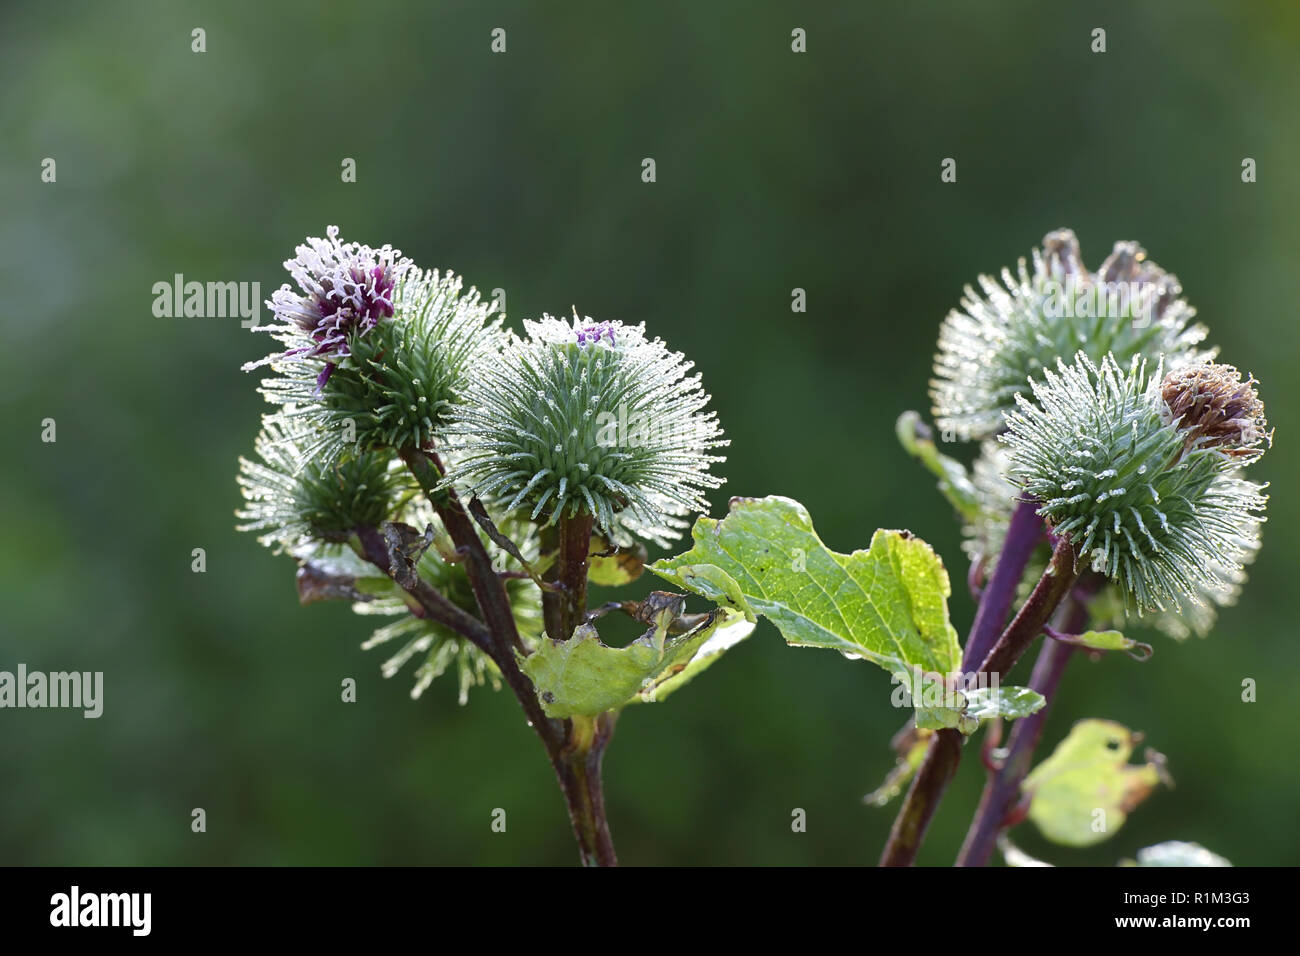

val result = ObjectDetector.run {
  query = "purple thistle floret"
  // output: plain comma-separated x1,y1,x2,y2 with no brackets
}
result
575,321,617,348
244,226,412,389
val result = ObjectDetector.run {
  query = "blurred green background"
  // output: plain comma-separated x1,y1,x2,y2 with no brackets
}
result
2,0,1297,866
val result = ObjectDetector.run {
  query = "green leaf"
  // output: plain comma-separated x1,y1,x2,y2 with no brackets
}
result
519,597,754,718
649,496,1004,729
911,684,1045,734
1124,841,1232,867
896,411,980,520
650,496,962,684
963,685,1046,721
1023,719,1168,847
1051,629,1153,662
913,701,977,734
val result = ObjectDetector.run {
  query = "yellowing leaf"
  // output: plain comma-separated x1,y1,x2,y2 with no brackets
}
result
587,536,647,587
1023,719,1168,847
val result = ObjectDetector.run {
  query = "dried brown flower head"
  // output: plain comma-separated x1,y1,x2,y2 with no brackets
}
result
1162,363,1270,459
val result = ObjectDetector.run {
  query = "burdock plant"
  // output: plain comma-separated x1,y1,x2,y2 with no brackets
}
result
237,226,1269,866
649,228,1269,867
880,230,1270,866
238,227,739,866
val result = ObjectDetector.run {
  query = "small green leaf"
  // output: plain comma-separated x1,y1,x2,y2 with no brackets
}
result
896,411,980,520
520,599,754,718
649,612,753,703
651,496,962,683
1023,719,1168,847
962,685,1047,721
1051,628,1153,662
914,700,977,734
1124,841,1232,867
911,684,1044,734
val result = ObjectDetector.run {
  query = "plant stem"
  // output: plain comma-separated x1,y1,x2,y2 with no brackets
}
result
955,628,1073,866
397,445,619,866
399,446,525,654
878,726,963,866
542,511,595,641
352,523,493,651
879,534,1079,866
961,500,1044,670
876,500,1042,867
956,578,1098,866
556,712,619,867
977,536,1080,679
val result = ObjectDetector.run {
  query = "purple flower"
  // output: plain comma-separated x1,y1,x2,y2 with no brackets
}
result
575,321,617,348
244,226,412,388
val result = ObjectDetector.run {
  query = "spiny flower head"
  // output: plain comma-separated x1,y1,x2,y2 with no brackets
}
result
445,313,727,547
962,434,1259,638
1003,352,1268,613
236,416,409,554
256,267,504,461
244,225,413,389
932,229,1213,441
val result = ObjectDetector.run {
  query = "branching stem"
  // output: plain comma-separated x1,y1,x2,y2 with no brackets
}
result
956,577,1100,866
879,533,1079,866
396,445,617,866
